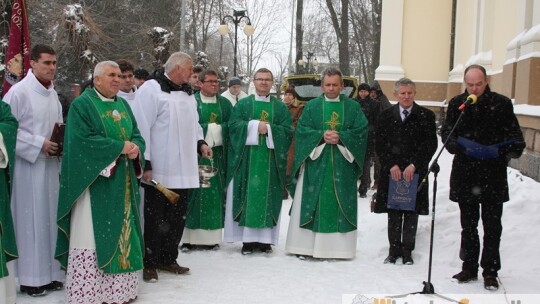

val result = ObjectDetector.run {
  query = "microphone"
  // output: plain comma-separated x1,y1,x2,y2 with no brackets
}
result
458,94,477,110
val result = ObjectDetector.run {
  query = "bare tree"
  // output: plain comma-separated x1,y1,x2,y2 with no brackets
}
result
242,1,283,77
349,0,381,83
271,51,289,97
325,0,350,75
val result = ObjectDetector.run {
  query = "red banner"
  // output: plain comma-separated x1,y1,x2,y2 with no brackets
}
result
2,0,31,97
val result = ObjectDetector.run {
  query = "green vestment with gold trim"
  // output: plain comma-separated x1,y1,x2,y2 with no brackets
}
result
289,94,368,233
185,93,232,230
227,95,292,229
55,88,145,274
0,101,18,278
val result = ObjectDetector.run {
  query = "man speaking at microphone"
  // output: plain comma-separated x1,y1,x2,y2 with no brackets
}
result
441,64,525,291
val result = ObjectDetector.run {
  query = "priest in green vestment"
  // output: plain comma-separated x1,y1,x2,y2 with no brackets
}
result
285,67,368,259
224,68,293,254
55,61,145,303
182,70,233,250
0,100,18,304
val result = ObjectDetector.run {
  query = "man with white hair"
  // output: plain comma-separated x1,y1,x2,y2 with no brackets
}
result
132,52,212,282
56,60,145,303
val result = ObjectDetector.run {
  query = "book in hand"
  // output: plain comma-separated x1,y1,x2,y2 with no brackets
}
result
50,122,65,156
387,174,419,211
457,136,514,160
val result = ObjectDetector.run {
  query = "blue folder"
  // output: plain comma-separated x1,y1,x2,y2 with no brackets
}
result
387,174,419,211
457,137,514,160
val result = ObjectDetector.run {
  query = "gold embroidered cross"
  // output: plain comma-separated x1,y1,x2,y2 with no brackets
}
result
259,110,269,122
209,112,218,123
325,111,341,131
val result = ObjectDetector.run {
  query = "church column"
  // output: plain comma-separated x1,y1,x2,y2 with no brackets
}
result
375,0,405,96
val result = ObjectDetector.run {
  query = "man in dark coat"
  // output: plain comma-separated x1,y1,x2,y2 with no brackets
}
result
356,83,379,197
370,81,392,189
441,64,525,291
374,77,437,265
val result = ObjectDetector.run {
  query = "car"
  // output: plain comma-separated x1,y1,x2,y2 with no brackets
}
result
280,73,359,104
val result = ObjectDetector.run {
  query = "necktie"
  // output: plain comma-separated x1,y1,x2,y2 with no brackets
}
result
403,109,409,121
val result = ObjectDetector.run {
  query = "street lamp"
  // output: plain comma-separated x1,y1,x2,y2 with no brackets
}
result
218,8,255,76
298,52,319,74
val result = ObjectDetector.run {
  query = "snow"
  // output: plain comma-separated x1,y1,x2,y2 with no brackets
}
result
16,143,540,303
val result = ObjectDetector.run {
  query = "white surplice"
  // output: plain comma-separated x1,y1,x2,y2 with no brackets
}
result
3,70,65,286
117,86,137,107
131,78,203,189
220,89,248,107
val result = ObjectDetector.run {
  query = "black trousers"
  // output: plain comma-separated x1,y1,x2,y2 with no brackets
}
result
387,209,419,257
143,185,188,268
458,201,503,277
358,155,372,195
373,154,381,184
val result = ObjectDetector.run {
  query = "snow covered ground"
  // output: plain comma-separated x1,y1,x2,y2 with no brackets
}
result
17,147,540,304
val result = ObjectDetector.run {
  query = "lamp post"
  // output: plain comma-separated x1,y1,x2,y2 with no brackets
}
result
298,52,319,74
218,9,255,76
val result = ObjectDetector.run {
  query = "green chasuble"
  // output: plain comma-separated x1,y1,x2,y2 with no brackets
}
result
185,93,232,230
289,94,367,233
0,101,18,278
227,95,293,228
56,88,146,274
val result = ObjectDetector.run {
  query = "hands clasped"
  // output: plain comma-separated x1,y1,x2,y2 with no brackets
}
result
123,141,140,159
323,130,340,145
258,121,269,135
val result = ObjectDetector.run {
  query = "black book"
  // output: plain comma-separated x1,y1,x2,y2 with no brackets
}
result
50,122,65,156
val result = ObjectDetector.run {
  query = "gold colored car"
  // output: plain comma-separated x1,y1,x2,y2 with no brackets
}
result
280,74,359,104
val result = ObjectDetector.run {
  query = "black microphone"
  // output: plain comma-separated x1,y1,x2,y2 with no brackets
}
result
458,94,477,110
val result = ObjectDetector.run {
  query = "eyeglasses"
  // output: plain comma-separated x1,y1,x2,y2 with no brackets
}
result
203,80,219,84
254,78,273,82
119,74,134,79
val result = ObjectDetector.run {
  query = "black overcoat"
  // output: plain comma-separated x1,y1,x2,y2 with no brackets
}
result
441,88,525,203
374,102,438,215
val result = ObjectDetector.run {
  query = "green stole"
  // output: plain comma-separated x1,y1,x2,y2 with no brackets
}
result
239,101,274,228
90,98,143,273
0,101,18,278
185,97,225,230
311,101,355,232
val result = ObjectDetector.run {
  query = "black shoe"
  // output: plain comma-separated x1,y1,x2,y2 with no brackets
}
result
43,281,63,291
383,255,399,264
241,242,255,255
402,256,414,265
484,276,499,291
451,270,478,283
20,285,47,297
180,243,193,252
259,243,273,253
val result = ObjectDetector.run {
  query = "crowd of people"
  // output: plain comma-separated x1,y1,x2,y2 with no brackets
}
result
0,44,525,303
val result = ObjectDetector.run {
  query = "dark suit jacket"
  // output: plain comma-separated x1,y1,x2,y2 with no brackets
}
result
374,102,438,215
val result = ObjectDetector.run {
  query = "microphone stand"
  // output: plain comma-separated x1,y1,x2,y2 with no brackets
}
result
390,106,469,304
